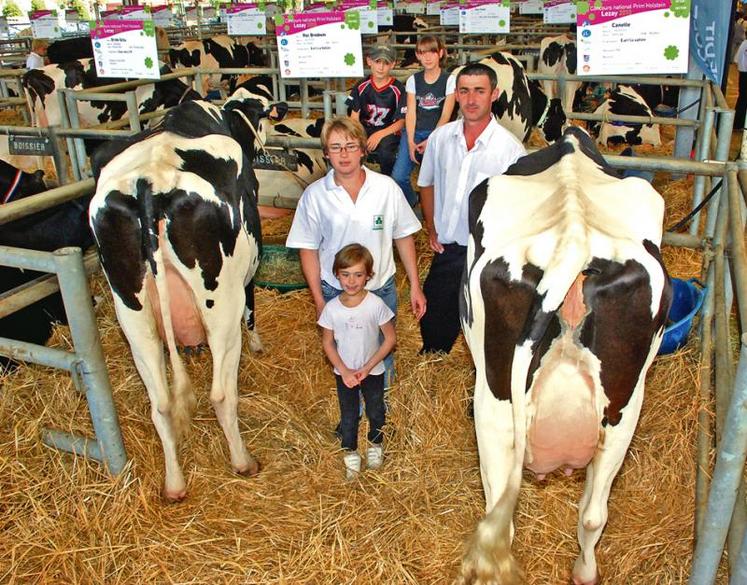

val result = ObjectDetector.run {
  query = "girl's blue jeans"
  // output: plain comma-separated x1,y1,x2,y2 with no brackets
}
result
392,129,432,207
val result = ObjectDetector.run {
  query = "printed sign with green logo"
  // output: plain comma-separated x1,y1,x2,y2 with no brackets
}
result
90,20,160,80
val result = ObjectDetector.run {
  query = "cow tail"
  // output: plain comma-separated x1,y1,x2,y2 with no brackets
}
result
142,180,194,442
466,228,590,585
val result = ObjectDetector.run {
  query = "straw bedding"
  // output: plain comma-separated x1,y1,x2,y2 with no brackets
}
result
0,162,720,581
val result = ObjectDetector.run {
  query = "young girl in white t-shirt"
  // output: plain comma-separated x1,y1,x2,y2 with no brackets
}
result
318,243,396,479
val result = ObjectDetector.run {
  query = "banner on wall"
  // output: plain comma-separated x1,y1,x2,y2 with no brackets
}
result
440,2,459,26
341,0,379,35
519,0,543,15
689,0,727,84
226,3,267,35
275,11,363,78
119,6,151,20
91,19,161,79
576,0,690,76
376,1,394,25
543,0,575,24
459,0,510,34
152,6,176,27
29,10,64,39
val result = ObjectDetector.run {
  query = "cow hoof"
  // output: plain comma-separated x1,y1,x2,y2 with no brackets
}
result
162,487,188,503
535,473,546,481
235,458,260,477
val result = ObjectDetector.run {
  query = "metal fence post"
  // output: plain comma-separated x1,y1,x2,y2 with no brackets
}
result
48,247,128,475
47,126,68,186
63,91,88,180
57,89,82,182
125,90,141,132
690,338,747,585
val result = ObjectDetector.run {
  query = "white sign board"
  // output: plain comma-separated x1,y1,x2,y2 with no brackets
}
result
427,1,442,15
401,0,425,14
152,6,176,27
341,0,378,35
440,3,459,26
275,11,363,78
377,2,394,26
576,0,690,76
119,6,151,20
543,0,575,24
91,20,161,79
519,0,543,14
459,1,510,34
227,3,266,35
29,10,63,39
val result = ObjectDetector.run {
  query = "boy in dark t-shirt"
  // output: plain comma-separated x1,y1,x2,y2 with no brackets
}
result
347,46,406,176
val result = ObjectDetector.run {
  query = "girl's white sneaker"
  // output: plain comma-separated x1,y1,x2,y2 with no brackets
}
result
367,444,383,470
343,451,361,480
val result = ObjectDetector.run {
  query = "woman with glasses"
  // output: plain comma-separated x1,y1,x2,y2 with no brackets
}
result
286,116,426,391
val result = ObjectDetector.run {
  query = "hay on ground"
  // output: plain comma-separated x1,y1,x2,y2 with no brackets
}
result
0,181,723,584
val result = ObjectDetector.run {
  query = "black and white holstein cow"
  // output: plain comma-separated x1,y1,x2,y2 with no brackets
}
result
168,35,266,95
593,85,662,146
89,89,286,500
0,159,94,372
458,127,671,585
453,54,566,144
22,59,200,130
539,34,581,117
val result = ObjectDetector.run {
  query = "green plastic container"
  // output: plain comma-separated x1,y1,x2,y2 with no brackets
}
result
254,245,308,293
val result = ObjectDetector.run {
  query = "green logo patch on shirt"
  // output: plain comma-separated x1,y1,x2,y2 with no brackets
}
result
372,215,384,230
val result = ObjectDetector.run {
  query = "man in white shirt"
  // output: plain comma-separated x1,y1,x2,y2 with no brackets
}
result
417,62,526,353
287,116,426,386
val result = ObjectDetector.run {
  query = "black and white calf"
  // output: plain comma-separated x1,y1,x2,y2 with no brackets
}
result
453,54,565,144
593,85,662,146
89,89,286,500
458,127,671,585
539,34,580,116
22,59,200,130
168,35,266,95
260,116,326,202
0,160,94,372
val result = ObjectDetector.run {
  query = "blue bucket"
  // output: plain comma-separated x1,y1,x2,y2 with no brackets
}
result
658,278,706,355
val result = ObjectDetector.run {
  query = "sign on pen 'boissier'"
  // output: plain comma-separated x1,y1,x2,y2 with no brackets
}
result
275,11,363,78
576,0,690,76
90,20,161,80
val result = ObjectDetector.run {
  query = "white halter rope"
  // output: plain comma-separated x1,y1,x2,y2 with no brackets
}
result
2,167,23,204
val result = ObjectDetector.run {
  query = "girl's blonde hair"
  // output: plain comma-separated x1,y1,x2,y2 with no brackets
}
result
31,39,48,53
416,35,447,68
320,116,367,155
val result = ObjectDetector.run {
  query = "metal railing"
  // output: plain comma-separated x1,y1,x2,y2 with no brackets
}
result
0,178,127,475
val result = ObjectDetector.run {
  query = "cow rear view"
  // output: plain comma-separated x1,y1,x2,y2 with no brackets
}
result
90,89,286,501
459,127,672,584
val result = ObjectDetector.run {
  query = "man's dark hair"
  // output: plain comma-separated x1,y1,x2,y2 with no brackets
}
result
456,62,498,90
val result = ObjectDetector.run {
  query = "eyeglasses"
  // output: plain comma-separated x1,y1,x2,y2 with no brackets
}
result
327,143,361,154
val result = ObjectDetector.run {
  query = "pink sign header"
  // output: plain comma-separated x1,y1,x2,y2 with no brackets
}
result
276,11,343,35
91,20,144,39
227,3,260,13
579,0,670,26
